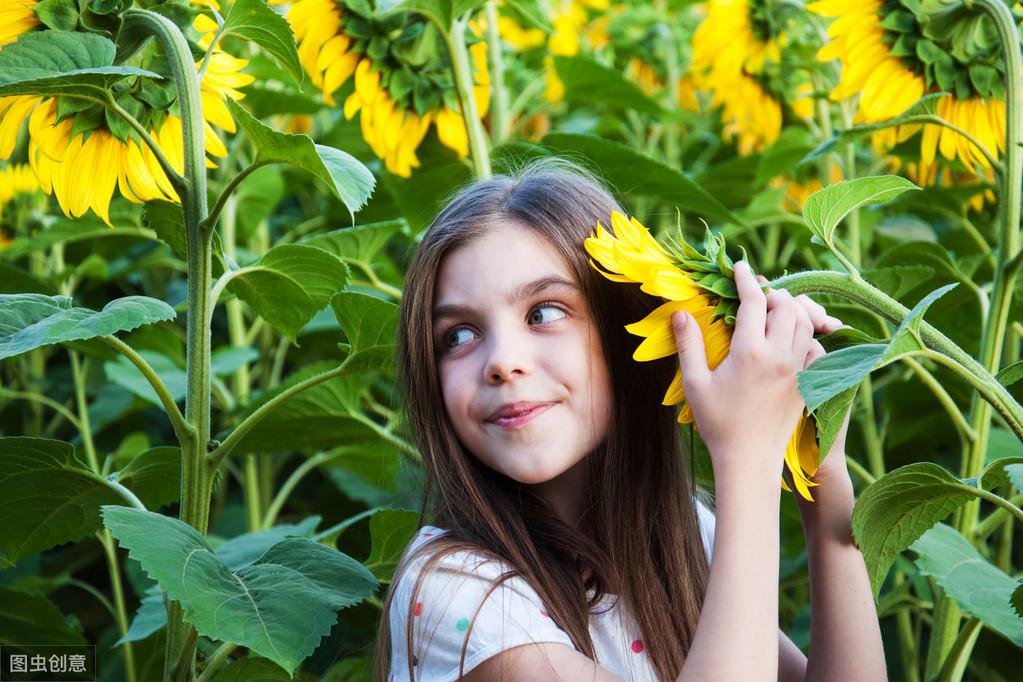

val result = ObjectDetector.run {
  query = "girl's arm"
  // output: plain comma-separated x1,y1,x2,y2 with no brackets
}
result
671,262,819,680
792,417,888,682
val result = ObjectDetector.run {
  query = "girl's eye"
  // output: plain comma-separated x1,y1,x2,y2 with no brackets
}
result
528,303,566,325
444,327,476,350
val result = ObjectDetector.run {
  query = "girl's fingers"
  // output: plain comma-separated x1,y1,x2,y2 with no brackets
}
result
765,289,797,349
803,339,827,370
756,274,845,334
733,261,767,345
791,303,814,361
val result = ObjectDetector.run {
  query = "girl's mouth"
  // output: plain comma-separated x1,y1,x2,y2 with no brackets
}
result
487,403,556,428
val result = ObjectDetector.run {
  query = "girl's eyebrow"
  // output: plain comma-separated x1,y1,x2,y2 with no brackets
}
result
432,276,579,323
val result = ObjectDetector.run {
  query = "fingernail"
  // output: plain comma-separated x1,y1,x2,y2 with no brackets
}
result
673,311,687,329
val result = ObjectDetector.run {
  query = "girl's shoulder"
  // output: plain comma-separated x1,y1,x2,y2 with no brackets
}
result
388,527,573,681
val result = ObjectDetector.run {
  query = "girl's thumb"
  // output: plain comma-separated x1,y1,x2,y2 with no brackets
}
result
672,311,708,383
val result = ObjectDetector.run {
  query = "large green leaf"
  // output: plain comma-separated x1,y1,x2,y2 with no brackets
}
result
803,176,920,249
377,0,487,28
330,290,399,371
119,518,322,643
300,219,407,267
851,463,977,596
797,283,957,412
226,244,350,343
553,55,662,115
0,438,136,566
221,0,303,83
364,509,419,582
535,133,744,225
911,523,1023,645
0,31,160,98
102,507,378,674
227,99,375,221
0,587,86,645
0,294,176,360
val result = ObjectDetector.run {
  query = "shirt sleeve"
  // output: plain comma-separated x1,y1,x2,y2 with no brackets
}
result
388,547,574,681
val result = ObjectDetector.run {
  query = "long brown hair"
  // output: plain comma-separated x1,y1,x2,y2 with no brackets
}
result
374,158,711,681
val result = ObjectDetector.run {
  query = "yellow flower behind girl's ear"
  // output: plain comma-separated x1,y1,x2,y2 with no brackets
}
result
583,211,821,501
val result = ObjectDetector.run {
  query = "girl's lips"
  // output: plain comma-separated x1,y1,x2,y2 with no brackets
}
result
487,402,556,428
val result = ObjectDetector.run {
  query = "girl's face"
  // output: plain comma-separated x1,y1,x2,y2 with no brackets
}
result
432,223,613,497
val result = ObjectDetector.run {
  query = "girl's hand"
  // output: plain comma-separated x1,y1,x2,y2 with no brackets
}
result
756,274,855,488
670,261,817,490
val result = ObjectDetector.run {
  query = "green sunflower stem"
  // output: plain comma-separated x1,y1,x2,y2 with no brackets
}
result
925,2,1023,675
447,16,491,178
771,270,1023,441
124,9,214,682
483,1,508,146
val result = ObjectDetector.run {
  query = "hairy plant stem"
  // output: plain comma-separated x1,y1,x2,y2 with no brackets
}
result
70,352,138,682
447,17,491,178
925,2,1023,676
771,271,1023,439
125,10,212,682
483,2,507,145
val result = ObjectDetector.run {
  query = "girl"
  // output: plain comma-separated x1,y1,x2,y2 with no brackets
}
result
374,158,886,681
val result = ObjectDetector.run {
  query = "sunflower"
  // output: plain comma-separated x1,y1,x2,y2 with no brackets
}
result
809,0,1006,177
584,212,821,500
0,0,38,48
0,16,252,224
690,0,786,154
0,162,40,235
288,0,490,177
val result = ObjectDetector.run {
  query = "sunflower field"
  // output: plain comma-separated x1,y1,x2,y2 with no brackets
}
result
1,0,1022,680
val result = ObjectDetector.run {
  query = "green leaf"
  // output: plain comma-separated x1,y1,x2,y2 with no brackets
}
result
1012,580,1023,620
235,166,285,241
117,590,165,645
0,294,176,360
226,363,383,455
803,176,921,248
142,200,187,260
852,463,977,596
214,517,322,571
910,523,1023,645
979,457,1023,491
0,438,133,566
226,99,375,221
102,507,378,674
534,133,745,225
0,31,160,99
221,0,303,83
377,0,486,28
364,509,419,582
300,219,407,266
104,351,186,405
797,283,956,412
212,346,260,375
0,587,86,645
330,291,399,371
503,0,552,32
34,0,80,31
119,518,323,642
996,359,1023,389
112,446,181,510
553,55,662,115
755,127,817,186
811,385,858,461
210,658,293,682
226,244,349,343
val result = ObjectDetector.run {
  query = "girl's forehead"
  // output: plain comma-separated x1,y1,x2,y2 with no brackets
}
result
433,227,583,311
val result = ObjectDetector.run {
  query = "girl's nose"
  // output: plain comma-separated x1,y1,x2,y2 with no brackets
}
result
483,334,534,384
